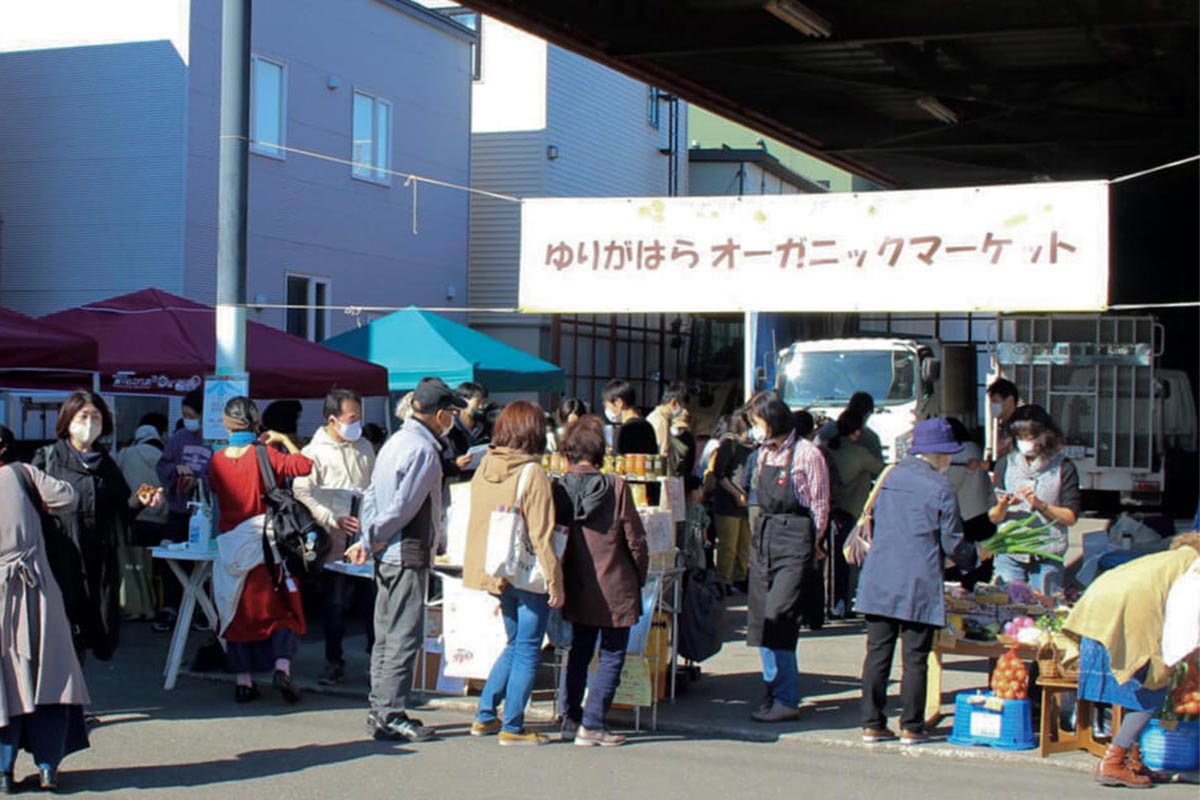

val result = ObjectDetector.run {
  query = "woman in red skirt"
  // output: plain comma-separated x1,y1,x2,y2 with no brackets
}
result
209,397,313,703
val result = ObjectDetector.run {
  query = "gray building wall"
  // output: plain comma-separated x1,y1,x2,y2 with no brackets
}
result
0,0,472,343
189,0,473,340
0,40,188,315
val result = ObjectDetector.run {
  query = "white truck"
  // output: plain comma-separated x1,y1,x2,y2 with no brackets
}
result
772,314,1195,506
773,337,972,462
989,314,1195,506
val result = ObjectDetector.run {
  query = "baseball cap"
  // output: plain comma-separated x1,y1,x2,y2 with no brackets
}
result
411,378,469,413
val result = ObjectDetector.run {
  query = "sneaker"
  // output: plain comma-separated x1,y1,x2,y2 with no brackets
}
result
191,618,211,633
369,712,436,743
559,718,580,742
862,727,897,743
900,729,930,746
235,684,261,704
273,670,302,704
318,660,346,687
151,608,178,633
497,730,548,747
574,726,627,747
750,701,802,723
471,719,502,737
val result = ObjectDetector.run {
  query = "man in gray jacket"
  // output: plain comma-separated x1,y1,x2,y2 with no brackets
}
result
346,378,465,743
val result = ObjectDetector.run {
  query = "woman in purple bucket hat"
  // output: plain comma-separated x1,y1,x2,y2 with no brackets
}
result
855,418,983,746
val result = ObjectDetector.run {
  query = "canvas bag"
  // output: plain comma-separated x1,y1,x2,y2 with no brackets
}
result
484,463,565,594
842,464,897,567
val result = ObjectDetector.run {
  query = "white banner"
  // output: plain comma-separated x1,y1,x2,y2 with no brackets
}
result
518,181,1108,313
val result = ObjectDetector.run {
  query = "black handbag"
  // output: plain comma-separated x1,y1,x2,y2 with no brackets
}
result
253,445,330,577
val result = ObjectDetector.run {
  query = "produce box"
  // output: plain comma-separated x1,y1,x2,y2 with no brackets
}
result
947,691,1035,751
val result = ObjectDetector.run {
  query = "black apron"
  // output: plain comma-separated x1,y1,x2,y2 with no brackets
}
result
746,441,817,650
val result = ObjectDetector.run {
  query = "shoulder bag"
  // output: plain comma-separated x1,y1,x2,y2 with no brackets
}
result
253,445,330,577
842,464,897,567
484,463,565,593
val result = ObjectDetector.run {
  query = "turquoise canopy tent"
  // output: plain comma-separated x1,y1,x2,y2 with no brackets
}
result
323,307,565,393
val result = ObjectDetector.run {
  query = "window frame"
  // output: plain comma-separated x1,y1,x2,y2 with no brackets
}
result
647,86,661,130
249,53,288,160
351,89,393,186
284,273,332,343
443,8,482,81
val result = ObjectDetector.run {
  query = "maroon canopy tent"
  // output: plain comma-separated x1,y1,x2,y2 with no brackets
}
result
41,288,387,398
0,305,99,390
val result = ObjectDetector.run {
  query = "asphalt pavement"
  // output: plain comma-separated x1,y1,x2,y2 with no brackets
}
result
27,621,1197,799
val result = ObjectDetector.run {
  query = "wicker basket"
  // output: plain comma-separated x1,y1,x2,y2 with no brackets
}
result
1037,640,1061,679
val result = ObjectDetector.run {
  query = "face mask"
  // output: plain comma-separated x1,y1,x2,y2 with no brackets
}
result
748,427,766,444
1017,439,1037,456
605,408,622,424
183,418,201,433
228,431,258,447
337,420,363,442
69,418,101,447
990,402,1004,418
440,412,456,438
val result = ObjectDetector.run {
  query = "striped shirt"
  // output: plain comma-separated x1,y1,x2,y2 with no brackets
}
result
756,431,831,534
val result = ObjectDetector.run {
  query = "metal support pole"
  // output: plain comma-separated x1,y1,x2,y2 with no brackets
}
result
216,0,251,375
744,311,758,402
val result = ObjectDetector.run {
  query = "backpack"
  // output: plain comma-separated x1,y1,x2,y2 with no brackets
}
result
253,445,330,578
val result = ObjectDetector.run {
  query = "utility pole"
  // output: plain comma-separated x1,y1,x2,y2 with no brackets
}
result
215,0,251,375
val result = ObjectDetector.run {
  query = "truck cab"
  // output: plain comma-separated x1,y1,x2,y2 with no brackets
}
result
774,338,944,461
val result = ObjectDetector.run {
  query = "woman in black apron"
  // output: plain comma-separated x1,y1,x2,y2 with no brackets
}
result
745,396,830,723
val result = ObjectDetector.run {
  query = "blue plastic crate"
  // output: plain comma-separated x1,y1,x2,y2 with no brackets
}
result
947,691,1035,751
1140,720,1199,772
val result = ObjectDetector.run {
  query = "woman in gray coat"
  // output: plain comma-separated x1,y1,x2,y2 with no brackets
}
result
854,419,980,746
0,427,91,792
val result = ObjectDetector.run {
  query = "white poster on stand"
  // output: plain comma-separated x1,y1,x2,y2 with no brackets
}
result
519,181,1109,313
202,373,248,440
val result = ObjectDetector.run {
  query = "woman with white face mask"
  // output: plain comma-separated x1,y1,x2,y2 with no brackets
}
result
987,404,1081,596
33,391,163,664
855,418,981,745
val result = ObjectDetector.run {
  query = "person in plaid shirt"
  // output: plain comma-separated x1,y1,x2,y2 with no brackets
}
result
744,393,830,723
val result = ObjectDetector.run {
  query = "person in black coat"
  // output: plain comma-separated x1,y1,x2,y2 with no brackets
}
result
33,391,162,661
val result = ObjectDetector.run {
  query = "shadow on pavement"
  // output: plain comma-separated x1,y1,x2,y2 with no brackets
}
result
58,740,410,793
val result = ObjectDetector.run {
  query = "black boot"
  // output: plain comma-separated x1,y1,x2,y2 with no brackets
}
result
0,773,12,795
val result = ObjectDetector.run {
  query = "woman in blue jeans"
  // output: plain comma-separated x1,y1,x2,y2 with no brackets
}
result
552,416,649,746
462,402,564,746
987,405,1081,596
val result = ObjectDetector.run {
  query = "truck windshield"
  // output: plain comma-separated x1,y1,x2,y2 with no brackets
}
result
778,350,917,408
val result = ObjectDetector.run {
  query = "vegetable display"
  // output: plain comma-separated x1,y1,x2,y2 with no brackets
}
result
980,513,1064,563
990,646,1029,701
1169,660,1200,718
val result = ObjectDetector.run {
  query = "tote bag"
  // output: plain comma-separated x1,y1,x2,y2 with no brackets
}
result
484,464,565,593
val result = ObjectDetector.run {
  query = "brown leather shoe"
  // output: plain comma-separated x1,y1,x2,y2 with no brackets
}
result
1094,745,1152,789
1126,744,1167,783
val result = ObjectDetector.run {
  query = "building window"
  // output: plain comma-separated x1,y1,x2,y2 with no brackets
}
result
285,274,330,342
647,86,661,130
443,9,482,81
352,90,391,184
250,55,286,159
